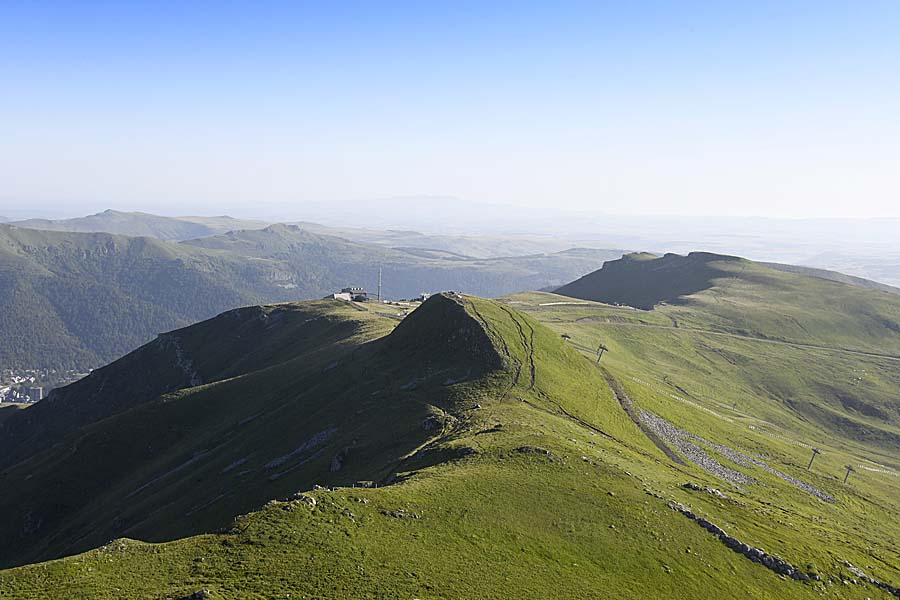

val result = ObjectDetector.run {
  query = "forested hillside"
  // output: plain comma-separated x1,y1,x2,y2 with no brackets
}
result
0,224,619,371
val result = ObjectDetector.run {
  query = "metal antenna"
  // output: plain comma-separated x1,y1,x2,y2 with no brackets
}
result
378,267,383,302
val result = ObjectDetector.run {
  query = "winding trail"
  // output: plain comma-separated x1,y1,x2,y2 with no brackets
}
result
497,304,536,392
467,300,521,403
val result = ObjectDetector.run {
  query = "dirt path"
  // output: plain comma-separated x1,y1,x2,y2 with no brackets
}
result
497,305,536,391
467,300,521,403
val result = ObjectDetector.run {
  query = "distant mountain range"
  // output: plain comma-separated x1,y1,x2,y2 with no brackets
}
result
6,209,897,375
9,209,601,258
289,221,583,259
12,208,900,287
9,209,271,241
0,223,623,371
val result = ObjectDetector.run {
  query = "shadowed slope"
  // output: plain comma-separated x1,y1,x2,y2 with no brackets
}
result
1,223,619,372
0,301,382,468
0,294,640,570
555,251,743,310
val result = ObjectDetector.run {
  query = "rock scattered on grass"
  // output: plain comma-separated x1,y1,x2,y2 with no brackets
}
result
381,509,421,519
174,590,211,600
290,493,316,507
515,446,561,463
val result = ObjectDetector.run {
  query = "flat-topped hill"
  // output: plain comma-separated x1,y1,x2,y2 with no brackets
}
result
556,251,744,310
556,251,900,356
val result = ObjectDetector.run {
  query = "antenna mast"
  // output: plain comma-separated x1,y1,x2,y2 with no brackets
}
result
378,267,383,302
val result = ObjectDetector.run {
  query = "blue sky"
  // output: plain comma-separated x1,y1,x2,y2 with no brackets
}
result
1,1,899,219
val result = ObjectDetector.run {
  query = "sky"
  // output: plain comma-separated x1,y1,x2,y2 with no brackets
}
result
1,1,899,220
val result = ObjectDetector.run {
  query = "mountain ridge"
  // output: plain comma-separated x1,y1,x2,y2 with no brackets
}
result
0,293,640,570
10,209,271,241
0,224,623,371
3,282,900,598
555,251,900,356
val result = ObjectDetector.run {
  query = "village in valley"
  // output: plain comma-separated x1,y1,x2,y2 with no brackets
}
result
0,368,88,405
1,284,421,408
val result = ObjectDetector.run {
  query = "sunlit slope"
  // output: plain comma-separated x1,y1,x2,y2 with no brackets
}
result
507,291,900,595
0,294,643,571
556,252,900,356
4,293,900,599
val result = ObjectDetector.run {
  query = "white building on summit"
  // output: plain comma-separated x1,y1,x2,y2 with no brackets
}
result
327,286,369,302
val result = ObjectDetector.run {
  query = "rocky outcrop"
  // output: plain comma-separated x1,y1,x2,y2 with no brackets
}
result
642,410,834,502
668,499,810,581
157,333,203,387
844,561,900,598
174,590,211,600
516,446,561,463
681,482,728,499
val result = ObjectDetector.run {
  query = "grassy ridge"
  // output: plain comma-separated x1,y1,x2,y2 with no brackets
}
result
9,210,270,241
3,290,900,598
555,252,900,356
0,294,645,571
0,223,619,371
509,291,900,594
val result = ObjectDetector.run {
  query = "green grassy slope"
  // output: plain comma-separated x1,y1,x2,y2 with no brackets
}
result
4,293,900,599
763,262,900,295
508,290,900,594
555,251,900,356
0,224,292,371
0,294,644,572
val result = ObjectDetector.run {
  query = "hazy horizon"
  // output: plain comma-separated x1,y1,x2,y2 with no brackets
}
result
3,2,900,220
6,200,900,226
